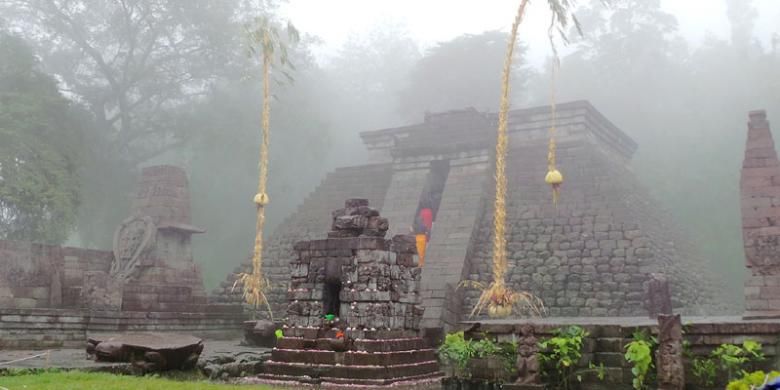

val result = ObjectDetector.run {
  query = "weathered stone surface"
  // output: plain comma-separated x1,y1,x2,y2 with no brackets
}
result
87,332,204,371
255,201,440,386
514,324,541,385
81,271,123,310
741,110,780,319
647,273,673,318
197,349,269,379
243,320,277,347
656,314,685,390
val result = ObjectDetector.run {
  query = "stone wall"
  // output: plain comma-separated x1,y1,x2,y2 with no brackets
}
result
461,139,731,318
0,307,243,349
0,240,113,309
464,317,780,389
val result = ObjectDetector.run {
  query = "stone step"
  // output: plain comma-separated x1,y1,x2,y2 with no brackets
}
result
262,360,440,380
271,348,436,366
255,370,443,387
277,336,428,352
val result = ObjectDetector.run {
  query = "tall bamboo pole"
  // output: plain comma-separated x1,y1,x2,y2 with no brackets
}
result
492,0,529,289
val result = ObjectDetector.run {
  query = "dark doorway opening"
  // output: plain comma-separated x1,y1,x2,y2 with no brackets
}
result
323,281,341,317
413,159,450,235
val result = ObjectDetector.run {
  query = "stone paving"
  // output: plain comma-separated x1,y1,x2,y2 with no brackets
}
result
0,339,265,370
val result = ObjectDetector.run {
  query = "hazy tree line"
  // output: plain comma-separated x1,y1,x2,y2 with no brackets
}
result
0,0,777,293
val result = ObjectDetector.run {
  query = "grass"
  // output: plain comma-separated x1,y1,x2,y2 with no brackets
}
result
0,370,279,390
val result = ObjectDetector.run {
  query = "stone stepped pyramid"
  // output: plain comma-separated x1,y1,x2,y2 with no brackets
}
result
211,164,393,316
461,138,731,319
214,100,736,329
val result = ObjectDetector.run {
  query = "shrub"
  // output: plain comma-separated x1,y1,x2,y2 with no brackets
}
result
539,325,588,390
624,330,657,390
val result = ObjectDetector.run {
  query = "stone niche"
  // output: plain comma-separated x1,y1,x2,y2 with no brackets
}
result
258,199,442,386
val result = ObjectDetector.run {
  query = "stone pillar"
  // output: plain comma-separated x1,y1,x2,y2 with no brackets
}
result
741,110,780,319
656,314,685,390
646,273,673,318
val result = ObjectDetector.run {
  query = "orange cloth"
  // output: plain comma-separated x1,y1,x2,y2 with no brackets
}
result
415,234,427,267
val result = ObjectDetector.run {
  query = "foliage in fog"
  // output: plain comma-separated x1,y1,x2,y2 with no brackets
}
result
527,0,780,298
0,32,83,243
398,31,531,120
1,0,265,246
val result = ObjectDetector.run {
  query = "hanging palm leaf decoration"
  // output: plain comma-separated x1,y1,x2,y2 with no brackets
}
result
467,0,582,319
544,0,582,205
233,16,299,320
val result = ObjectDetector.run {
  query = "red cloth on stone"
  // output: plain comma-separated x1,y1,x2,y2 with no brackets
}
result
419,208,433,232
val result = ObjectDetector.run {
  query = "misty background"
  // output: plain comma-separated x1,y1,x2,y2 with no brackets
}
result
0,0,778,303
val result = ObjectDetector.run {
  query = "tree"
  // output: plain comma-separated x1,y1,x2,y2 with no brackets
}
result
317,22,420,165
398,31,531,119
2,0,270,246
0,32,84,243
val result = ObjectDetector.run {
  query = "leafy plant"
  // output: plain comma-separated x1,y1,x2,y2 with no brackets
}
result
691,340,765,385
712,340,765,380
727,370,780,390
539,326,588,390
624,330,656,390
438,331,474,376
588,361,606,381
692,356,717,387
438,332,518,379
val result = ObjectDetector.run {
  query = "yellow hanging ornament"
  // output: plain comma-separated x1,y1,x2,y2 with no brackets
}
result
545,51,562,206
545,135,563,205
253,192,269,207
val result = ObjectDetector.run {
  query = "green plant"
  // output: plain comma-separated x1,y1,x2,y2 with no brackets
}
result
624,330,656,390
691,340,765,385
438,332,519,379
692,356,717,387
712,340,765,380
726,370,780,390
539,325,588,390
588,361,606,381
438,331,475,377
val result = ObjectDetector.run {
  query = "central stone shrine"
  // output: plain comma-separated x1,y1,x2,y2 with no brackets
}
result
257,199,442,387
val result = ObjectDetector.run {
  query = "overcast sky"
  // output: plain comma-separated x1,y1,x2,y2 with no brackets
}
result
280,0,780,67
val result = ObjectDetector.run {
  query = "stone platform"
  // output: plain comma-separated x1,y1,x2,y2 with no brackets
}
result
257,328,442,386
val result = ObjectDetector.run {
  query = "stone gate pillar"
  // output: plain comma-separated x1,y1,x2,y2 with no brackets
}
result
741,110,780,319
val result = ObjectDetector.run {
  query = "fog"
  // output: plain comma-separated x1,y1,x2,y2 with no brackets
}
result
0,0,778,298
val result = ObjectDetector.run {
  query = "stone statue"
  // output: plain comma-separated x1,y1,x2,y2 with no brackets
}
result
514,324,541,386
656,314,685,390
111,215,156,281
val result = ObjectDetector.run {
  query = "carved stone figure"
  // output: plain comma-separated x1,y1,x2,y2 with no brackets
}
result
515,324,541,386
656,314,685,390
111,215,156,281
646,273,673,318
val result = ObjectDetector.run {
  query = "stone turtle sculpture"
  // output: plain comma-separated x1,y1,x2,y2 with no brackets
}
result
86,332,203,371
